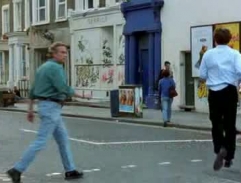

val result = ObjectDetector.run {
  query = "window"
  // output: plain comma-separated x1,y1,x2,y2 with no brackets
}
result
13,0,22,31
84,0,94,9
32,0,49,25
0,52,3,84
24,0,30,30
2,5,10,34
22,46,26,77
99,0,106,7
56,0,67,21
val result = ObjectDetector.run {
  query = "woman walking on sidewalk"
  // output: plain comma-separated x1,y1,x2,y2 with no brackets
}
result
158,70,176,127
199,28,241,171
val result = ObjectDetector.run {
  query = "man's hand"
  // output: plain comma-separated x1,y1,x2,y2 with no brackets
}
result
27,110,34,123
27,99,34,123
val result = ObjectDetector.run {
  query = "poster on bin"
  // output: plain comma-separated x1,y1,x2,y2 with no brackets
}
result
134,87,143,115
119,88,134,113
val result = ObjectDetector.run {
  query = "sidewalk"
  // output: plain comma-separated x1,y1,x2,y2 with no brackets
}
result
1,103,241,131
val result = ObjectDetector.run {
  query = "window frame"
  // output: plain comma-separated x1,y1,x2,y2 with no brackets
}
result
13,0,23,32
115,0,122,4
24,0,30,31
55,0,67,22
98,0,106,8
84,0,94,10
32,0,50,26
2,4,10,35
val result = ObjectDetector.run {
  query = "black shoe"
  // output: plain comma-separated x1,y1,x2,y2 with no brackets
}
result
65,170,84,180
224,160,233,168
6,168,21,183
163,122,167,127
213,148,227,171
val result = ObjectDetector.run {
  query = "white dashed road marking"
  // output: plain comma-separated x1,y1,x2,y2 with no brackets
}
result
191,159,203,163
0,174,25,182
46,172,62,177
83,169,101,173
158,162,171,165
20,129,212,145
121,165,137,169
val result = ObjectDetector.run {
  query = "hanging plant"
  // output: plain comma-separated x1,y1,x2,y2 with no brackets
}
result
2,34,8,40
42,30,54,43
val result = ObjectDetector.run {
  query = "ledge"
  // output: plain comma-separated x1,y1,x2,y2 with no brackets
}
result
70,5,121,19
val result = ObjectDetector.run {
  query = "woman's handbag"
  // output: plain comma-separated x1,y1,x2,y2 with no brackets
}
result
169,85,178,98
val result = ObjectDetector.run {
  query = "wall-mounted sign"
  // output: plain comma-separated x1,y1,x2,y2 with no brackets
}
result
87,16,107,24
215,23,240,51
191,26,213,77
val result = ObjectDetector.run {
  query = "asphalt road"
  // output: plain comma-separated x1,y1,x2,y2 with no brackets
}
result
0,111,240,183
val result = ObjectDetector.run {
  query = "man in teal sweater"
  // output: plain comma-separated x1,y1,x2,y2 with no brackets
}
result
7,42,86,183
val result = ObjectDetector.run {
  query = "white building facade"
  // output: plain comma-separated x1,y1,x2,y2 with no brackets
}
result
69,0,125,101
3,0,30,90
161,0,241,113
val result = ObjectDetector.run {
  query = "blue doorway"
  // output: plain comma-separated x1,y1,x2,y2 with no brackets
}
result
139,49,149,102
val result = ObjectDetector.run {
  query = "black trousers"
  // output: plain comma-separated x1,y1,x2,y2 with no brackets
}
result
208,84,238,161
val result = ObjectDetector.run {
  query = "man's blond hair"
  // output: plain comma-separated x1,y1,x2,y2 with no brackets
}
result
48,42,67,55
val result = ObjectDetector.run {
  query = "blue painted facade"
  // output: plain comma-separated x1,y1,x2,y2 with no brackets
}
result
121,0,164,109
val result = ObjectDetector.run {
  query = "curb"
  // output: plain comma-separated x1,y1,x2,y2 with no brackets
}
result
16,101,110,109
0,108,211,132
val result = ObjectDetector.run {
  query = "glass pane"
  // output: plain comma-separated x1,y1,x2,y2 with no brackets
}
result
39,0,45,7
88,0,93,8
58,4,65,18
59,0,65,2
99,0,106,7
39,9,46,21
4,10,9,32
17,3,21,28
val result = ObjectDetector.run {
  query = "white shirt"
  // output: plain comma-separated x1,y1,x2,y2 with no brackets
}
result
199,45,241,91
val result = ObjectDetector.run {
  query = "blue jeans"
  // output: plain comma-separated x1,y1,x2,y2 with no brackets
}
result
14,101,76,172
161,97,173,122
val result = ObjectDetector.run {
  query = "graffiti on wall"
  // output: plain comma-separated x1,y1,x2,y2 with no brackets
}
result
102,39,113,67
75,66,99,88
75,34,99,88
77,35,94,65
101,67,114,84
117,66,124,86
118,35,125,65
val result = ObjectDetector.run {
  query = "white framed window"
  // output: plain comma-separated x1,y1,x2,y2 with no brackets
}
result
98,0,106,8
75,0,94,11
24,0,30,30
2,5,10,35
13,0,22,31
55,0,67,21
32,0,50,25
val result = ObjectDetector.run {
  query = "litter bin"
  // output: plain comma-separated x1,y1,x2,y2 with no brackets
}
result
110,89,119,117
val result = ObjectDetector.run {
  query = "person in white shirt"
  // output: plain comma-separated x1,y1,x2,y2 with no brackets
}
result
200,28,241,171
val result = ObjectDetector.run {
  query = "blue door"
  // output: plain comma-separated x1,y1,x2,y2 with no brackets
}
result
139,49,149,102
